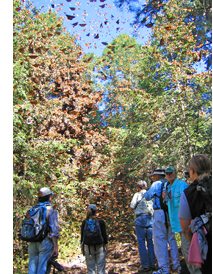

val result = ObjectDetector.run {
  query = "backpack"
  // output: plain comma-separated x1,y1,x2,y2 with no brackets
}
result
196,176,212,232
135,192,153,216
82,218,104,246
21,202,52,242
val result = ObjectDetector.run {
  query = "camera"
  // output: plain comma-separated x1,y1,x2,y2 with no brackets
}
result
48,255,64,272
184,170,189,178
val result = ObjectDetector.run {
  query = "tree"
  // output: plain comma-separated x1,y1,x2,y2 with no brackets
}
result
91,0,212,238
114,0,212,68
13,1,109,269
95,0,211,183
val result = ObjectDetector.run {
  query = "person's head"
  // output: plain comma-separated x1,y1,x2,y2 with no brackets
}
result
188,155,211,182
38,187,54,203
165,166,177,184
137,180,147,190
151,168,165,182
86,204,97,220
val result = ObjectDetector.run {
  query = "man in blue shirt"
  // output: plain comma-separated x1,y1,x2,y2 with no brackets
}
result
163,166,201,274
28,187,59,274
145,168,181,274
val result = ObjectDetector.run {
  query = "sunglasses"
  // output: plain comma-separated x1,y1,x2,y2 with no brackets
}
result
166,172,173,175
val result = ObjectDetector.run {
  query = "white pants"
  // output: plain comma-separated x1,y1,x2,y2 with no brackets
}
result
153,210,180,273
85,244,106,274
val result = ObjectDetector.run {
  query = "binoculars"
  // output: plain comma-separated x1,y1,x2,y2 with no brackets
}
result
48,255,64,272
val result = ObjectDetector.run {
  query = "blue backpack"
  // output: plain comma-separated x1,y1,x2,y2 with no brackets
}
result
83,219,104,245
21,202,52,242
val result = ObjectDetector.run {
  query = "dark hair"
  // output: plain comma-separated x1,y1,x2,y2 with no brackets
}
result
38,194,51,203
188,155,211,182
86,208,96,220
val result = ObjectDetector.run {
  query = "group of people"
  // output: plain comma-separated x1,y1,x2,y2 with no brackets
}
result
26,154,211,274
130,154,212,274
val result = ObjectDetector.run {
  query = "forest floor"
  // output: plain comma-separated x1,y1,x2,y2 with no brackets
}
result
56,241,190,274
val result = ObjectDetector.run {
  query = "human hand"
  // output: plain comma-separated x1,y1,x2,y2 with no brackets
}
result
162,191,167,199
51,247,58,258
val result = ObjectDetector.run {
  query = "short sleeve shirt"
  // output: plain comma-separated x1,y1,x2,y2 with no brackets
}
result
178,192,192,220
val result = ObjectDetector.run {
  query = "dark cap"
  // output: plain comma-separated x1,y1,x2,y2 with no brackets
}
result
150,168,165,177
165,166,176,173
88,204,97,211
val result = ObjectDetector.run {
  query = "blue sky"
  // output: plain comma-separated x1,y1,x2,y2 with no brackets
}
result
33,0,151,56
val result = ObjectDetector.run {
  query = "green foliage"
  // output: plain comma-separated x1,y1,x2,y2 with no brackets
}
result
115,0,212,68
13,0,109,270
13,0,211,271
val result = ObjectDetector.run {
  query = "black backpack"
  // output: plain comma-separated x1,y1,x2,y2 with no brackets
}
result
83,219,104,246
197,176,212,232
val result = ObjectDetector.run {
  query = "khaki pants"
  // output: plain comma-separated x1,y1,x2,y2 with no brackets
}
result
84,244,106,274
180,232,202,274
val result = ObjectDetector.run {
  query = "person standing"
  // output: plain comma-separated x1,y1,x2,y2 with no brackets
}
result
28,187,59,274
81,204,108,274
179,155,212,273
163,166,201,274
130,180,155,273
145,168,181,274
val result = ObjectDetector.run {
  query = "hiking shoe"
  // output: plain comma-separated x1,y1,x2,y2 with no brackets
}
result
138,266,150,273
150,265,156,270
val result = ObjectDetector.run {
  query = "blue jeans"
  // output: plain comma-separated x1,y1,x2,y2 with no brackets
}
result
135,215,155,268
28,237,53,274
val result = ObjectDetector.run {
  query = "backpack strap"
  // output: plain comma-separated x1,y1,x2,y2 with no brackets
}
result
46,205,52,220
45,205,52,234
155,181,169,229
134,192,145,210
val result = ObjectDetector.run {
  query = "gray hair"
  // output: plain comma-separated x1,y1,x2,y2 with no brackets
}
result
188,155,211,182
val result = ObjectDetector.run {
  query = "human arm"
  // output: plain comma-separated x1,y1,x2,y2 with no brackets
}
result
178,192,192,242
144,185,155,201
99,220,108,245
162,191,167,199
179,218,192,242
80,221,86,255
51,237,58,257
130,193,139,209
48,209,60,257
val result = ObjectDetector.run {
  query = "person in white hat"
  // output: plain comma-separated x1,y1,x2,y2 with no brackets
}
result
28,187,59,274
144,169,181,274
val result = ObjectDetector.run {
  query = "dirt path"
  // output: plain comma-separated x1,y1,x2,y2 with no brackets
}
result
56,242,190,274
